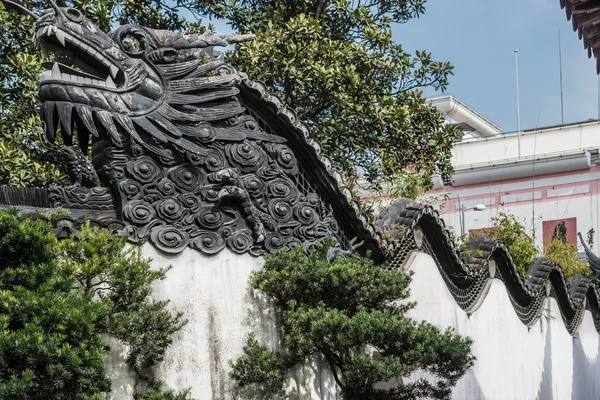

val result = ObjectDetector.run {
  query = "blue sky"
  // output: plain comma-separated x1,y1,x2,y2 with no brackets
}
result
208,0,599,132
394,0,599,132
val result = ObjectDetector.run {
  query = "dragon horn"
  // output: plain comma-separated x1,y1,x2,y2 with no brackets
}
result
0,0,39,19
47,0,65,17
192,33,256,47
151,29,255,49
578,232,600,274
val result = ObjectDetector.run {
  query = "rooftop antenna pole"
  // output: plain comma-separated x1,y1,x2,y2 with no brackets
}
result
559,31,565,125
515,49,522,158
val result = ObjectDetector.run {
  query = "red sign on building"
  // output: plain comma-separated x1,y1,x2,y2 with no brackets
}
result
542,218,577,250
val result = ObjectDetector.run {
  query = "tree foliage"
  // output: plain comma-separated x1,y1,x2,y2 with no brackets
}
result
0,209,189,399
466,212,593,281
229,243,474,399
0,4,65,187
544,239,591,281
199,0,460,191
471,212,539,276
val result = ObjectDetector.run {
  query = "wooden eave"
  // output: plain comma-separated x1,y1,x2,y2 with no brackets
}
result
561,0,600,73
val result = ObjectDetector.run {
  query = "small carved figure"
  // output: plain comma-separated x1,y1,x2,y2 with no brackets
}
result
219,186,266,243
213,168,274,243
326,237,364,262
59,146,101,188
38,126,100,188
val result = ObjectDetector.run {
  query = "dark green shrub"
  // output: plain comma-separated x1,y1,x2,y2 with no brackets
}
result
230,242,474,399
0,210,188,399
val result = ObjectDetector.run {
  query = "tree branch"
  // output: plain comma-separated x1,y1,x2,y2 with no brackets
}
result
315,0,328,20
322,350,345,391
0,87,18,94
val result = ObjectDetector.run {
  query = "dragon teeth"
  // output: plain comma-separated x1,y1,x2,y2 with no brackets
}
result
76,105,98,137
105,76,116,89
52,63,61,79
56,30,66,46
41,102,57,142
56,102,73,137
39,70,52,82
94,109,120,141
37,25,122,89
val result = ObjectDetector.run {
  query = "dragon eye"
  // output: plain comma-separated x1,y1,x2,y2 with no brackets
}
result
65,8,83,22
120,33,145,56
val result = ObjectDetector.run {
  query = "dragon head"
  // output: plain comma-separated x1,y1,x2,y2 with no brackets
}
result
35,3,254,159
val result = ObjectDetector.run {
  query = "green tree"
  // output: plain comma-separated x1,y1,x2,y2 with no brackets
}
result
199,0,460,191
468,212,592,280
0,209,190,399
0,4,64,187
473,212,539,276
544,239,591,281
0,0,207,187
229,243,474,399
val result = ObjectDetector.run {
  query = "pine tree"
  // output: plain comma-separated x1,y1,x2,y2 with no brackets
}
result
0,210,190,399
230,242,474,399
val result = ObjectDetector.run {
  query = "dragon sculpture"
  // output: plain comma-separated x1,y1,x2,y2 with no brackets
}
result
578,232,600,283
18,1,345,256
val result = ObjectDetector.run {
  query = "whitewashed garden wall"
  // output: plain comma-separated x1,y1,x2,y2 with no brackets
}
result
105,241,600,400
108,246,341,400
406,252,600,400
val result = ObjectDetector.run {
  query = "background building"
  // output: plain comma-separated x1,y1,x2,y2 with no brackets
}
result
432,95,600,254
365,95,600,254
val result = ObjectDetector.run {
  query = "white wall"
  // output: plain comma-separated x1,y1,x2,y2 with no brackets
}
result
405,252,600,400
107,245,340,400
108,245,600,399
452,121,600,167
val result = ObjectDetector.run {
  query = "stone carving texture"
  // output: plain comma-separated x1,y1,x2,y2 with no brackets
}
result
28,213,126,239
48,186,115,210
34,5,339,256
113,141,336,256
